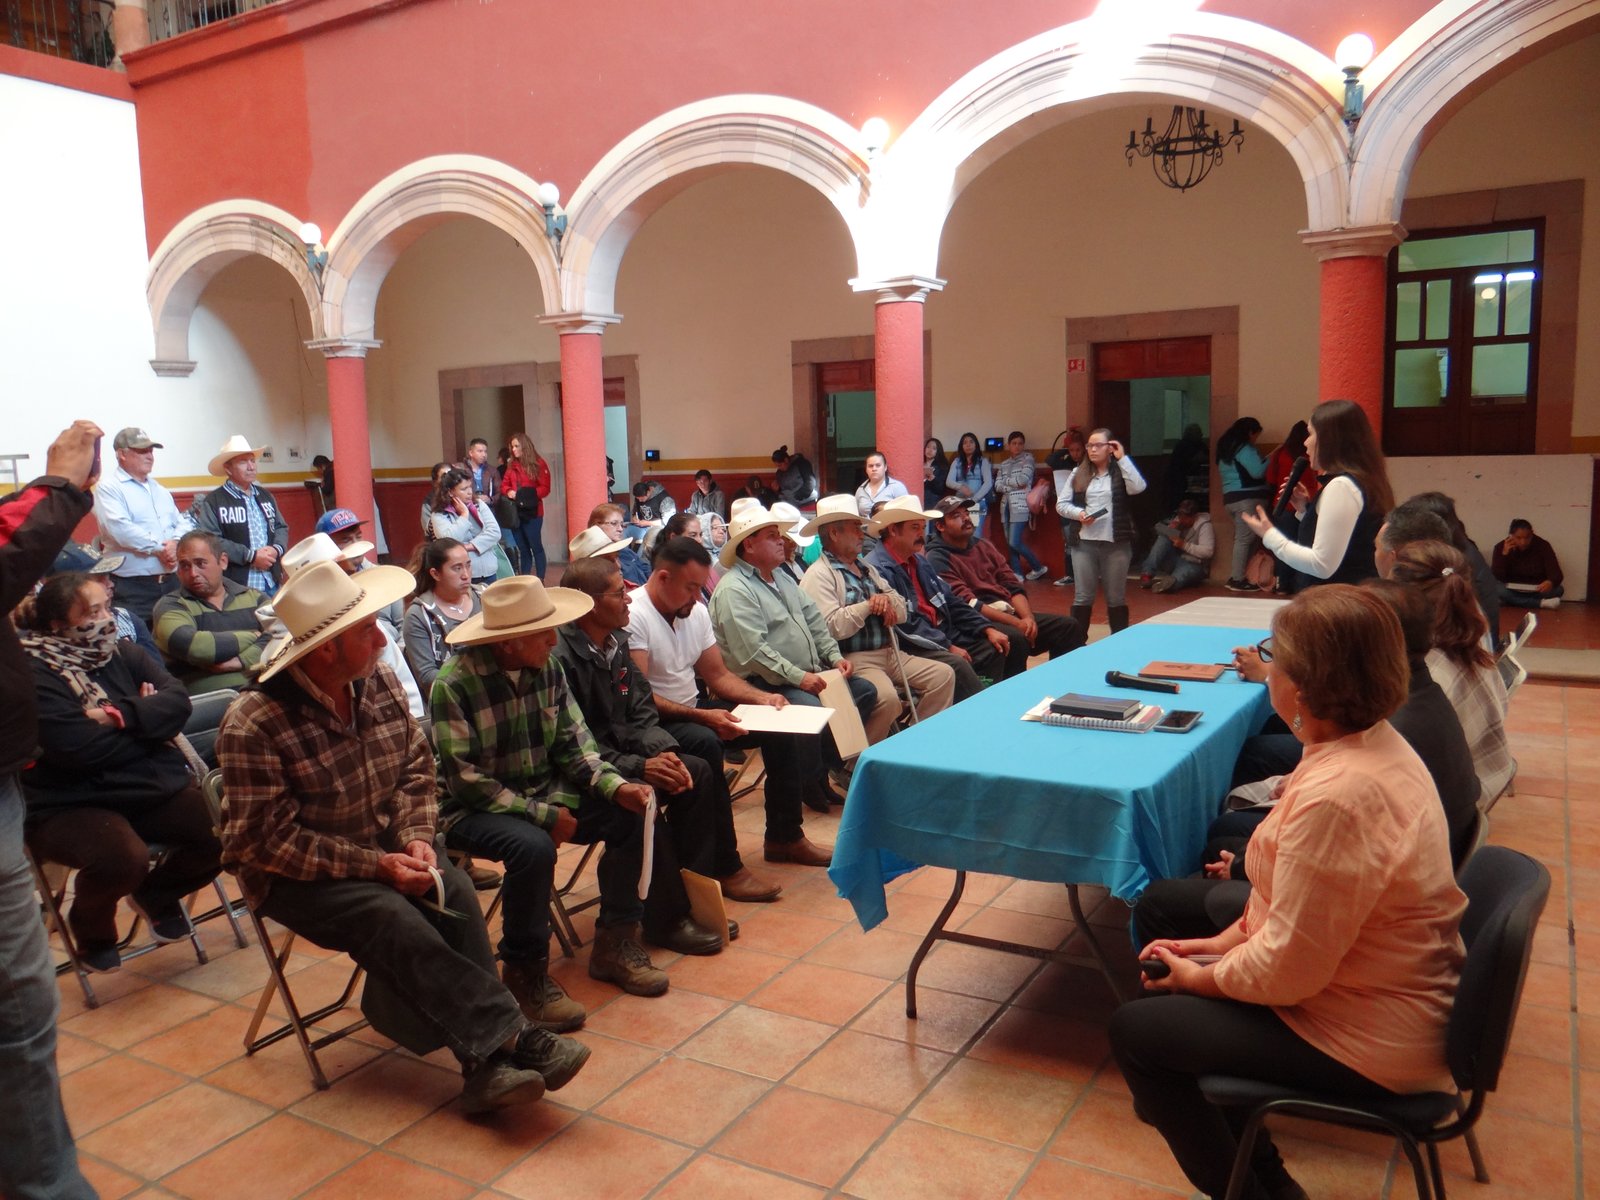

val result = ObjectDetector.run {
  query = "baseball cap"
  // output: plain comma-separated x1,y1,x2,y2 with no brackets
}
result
50,543,125,576
933,496,973,517
112,428,162,451
315,508,364,536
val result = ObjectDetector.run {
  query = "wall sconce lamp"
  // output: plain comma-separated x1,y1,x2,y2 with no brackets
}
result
298,222,328,289
860,116,890,160
535,182,567,253
1335,33,1374,131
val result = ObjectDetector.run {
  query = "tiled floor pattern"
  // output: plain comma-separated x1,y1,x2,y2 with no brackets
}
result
38,593,1598,1200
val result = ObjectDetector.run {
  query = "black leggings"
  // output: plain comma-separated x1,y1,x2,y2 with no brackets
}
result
1109,993,1395,1200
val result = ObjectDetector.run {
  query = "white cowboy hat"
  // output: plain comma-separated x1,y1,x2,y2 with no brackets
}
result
729,496,762,521
280,532,373,576
445,576,594,646
867,494,940,536
208,435,269,478
801,494,866,537
768,501,814,548
720,505,792,569
257,559,414,681
568,526,627,560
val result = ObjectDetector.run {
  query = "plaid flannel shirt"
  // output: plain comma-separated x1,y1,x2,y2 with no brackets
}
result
431,645,625,834
216,662,435,907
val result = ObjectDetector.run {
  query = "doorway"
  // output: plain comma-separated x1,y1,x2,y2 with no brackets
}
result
814,359,876,494
457,385,524,464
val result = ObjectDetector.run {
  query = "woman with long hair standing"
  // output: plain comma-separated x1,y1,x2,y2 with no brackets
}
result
945,432,993,529
500,431,552,578
921,437,950,510
1055,427,1146,633
1243,399,1392,590
994,431,1049,580
1216,417,1270,592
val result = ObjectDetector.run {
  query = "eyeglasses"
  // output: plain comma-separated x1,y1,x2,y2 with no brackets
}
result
601,586,628,599
601,519,624,529
1256,636,1274,662
1086,441,1110,449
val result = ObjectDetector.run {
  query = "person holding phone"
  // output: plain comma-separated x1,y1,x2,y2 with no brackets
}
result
1055,427,1145,633
430,468,503,586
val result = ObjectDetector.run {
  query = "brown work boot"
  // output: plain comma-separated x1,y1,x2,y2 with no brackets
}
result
502,962,587,1032
763,836,833,867
717,865,782,903
587,923,669,997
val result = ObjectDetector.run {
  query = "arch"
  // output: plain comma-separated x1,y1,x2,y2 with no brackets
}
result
853,12,1352,284
1350,0,1600,225
146,200,326,374
322,155,562,341
559,97,872,315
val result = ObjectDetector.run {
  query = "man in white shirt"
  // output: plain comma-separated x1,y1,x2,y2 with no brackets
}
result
92,427,192,626
626,535,825,874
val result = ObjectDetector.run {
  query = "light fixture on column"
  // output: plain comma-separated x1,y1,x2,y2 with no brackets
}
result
298,222,328,289
535,182,567,254
1125,107,1244,192
860,116,890,159
1335,33,1374,131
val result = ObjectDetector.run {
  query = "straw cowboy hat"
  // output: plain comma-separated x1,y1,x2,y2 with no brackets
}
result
729,496,761,521
719,505,792,569
280,533,371,576
445,576,594,647
257,558,414,681
568,526,626,560
867,494,940,536
800,494,865,537
208,435,269,478
769,501,813,548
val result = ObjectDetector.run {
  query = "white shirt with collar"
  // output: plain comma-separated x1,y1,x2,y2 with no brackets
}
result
93,465,192,576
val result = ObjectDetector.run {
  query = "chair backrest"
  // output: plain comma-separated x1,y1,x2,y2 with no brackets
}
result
182,688,241,769
1455,808,1491,878
200,767,225,828
1447,846,1550,1093
1496,650,1528,699
1514,611,1537,650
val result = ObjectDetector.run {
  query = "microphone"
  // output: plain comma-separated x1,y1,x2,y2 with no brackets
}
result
1271,456,1309,520
1105,670,1180,694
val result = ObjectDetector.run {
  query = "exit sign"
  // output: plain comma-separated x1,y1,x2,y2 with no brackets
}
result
1067,357,1087,374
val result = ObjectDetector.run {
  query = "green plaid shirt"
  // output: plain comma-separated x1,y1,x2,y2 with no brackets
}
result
432,644,625,833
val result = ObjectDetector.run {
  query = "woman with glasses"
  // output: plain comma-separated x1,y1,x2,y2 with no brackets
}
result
429,468,502,586
588,503,651,586
1055,427,1146,633
1113,584,1466,1200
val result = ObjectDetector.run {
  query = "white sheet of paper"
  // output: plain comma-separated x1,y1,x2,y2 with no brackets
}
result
818,669,869,760
637,787,658,900
728,703,835,736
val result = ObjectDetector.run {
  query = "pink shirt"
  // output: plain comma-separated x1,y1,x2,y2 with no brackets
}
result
1212,721,1467,1093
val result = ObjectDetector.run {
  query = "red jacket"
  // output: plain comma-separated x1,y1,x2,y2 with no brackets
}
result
501,456,552,519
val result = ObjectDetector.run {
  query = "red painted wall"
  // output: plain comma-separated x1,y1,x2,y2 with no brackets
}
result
123,0,1434,252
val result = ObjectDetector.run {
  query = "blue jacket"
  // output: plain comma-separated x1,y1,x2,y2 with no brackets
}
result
867,545,994,651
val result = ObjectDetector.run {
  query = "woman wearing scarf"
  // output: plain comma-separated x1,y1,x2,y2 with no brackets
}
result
18,571,222,973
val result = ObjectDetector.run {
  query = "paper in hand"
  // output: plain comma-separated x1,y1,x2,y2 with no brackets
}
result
637,787,658,900
415,865,469,920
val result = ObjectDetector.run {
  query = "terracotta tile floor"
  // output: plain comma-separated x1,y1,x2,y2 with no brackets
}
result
38,590,1597,1199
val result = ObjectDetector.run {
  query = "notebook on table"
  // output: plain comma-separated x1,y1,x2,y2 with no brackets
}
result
1023,697,1164,733
1048,692,1142,720
1140,661,1228,682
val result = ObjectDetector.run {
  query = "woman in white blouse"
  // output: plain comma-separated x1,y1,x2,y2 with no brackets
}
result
1054,427,1145,632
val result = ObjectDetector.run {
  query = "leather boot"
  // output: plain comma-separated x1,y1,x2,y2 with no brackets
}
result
502,961,587,1032
763,835,833,867
1070,605,1094,637
1108,604,1130,633
587,923,669,997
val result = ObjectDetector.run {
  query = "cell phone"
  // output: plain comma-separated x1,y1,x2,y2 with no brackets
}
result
89,436,102,484
1084,507,1108,520
1153,709,1203,734
1141,953,1221,979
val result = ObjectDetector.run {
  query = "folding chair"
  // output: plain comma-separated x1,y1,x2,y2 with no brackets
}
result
201,770,367,1090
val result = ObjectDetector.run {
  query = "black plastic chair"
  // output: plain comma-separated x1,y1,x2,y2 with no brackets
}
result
1198,845,1550,1200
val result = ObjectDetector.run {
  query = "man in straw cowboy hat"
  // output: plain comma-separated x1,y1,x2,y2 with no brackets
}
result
866,494,1023,700
799,495,956,743
432,574,707,1003
217,560,589,1114
709,505,877,850
191,435,290,596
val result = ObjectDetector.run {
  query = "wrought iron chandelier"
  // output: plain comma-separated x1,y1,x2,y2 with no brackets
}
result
1125,107,1245,192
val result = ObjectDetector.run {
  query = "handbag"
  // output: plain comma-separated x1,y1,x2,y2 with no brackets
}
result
1245,548,1276,590
492,494,519,529
1026,475,1052,519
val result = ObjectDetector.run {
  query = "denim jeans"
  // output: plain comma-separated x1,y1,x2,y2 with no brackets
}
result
1005,519,1044,574
445,812,556,968
1225,499,1261,580
1140,539,1206,592
1070,539,1133,608
0,778,97,1200
508,515,547,578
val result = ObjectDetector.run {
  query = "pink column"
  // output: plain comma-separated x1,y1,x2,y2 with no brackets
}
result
309,338,380,546
544,315,616,542
1303,225,1405,435
871,278,942,491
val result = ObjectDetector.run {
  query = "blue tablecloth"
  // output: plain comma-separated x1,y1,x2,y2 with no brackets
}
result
828,622,1275,930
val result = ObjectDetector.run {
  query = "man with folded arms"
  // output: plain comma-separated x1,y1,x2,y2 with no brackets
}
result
151,530,270,694
801,495,956,741
924,496,1085,661
218,560,588,1114
434,573,717,1004
629,535,830,877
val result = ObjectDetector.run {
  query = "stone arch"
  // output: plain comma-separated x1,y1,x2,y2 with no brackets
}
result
853,12,1352,284
559,97,873,316
145,200,326,375
322,155,562,342
1349,0,1600,225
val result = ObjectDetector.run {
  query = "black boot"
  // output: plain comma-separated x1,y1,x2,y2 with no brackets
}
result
1108,604,1130,633
1070,605,1093,637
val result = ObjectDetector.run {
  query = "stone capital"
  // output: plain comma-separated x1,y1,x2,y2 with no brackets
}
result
1300,223,1407,262
305,337,382,359
148,358,196,378
539,311,622,336
850,275,947,305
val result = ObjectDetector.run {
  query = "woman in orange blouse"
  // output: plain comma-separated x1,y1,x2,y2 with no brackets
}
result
1109,585,1467,1200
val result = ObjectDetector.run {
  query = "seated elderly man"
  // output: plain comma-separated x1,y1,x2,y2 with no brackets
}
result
435,573,718,1006
710,506,877,834
800,495,955,742
1372,500,1452,580
924,497,1085,656
151,530,270,694
867,496,1021,700
217,561,588,1113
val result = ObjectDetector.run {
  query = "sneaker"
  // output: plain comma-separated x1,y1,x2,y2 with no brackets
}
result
77,941,122,974
1053,576,1073,587
1025,565,1050,581
1225,578,1261,593
460,1053,546,1115
1138,573,1154,589
1151,575,1175,593
502,962,586,1032
127,897,194,945
588,923,670,996
1540,596,1561,609
510,1025,591,1091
